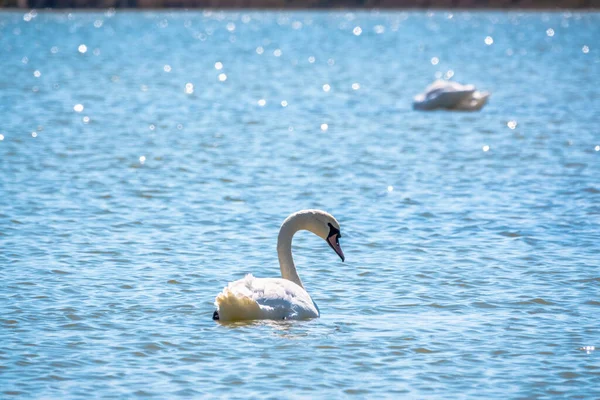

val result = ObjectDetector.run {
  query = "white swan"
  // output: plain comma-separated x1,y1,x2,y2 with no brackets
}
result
213,210,345,322
413,80,490,111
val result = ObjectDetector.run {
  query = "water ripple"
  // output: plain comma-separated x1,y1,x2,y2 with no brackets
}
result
1,9,599,400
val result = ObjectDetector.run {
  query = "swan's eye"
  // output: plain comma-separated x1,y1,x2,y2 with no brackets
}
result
327,223,340,239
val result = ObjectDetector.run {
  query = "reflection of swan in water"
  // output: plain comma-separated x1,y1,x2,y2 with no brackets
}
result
213,210,345,322
413,80,490,111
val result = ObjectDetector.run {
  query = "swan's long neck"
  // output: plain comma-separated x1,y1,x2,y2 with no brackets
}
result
277,212,314,288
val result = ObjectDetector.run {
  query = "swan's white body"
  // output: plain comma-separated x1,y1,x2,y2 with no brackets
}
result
413,80,490,111
213,210,344,322
215,274,319,321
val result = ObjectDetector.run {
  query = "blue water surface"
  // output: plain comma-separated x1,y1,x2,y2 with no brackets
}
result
1,9,599,398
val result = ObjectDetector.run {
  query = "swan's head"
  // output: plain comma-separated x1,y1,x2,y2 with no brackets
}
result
304,210,345,262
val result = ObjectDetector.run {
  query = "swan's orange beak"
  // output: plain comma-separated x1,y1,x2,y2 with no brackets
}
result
327,233,345,262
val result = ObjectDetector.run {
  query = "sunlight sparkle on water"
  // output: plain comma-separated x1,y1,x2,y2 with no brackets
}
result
281,100,288,107
163,65,171,72
257,99,266,106
218,73,227,82
582,45,589,54
78,44,88,53
185,83,194,94
352,83,360,90
0,134,4,141
595,145,600,152
33,70,41,78
256,46,264,55
215,62,223,70
321,123,328,131
546,28,555,37
485,36,494,45
73,104,84,112
139,156,146,164
580,346,595,354
353,26,362,36
273,49,282,57
483,145,490,152
431,57,439,65
83,116,90,124
508,120,518,129
31,132,37,138
323,84,331,92
387,186,394,192
308,56,315,63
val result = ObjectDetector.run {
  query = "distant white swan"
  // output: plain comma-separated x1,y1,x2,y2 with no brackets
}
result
213,210,345,322
413,80,490,111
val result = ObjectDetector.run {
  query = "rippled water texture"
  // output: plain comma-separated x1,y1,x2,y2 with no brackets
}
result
1,10,599,398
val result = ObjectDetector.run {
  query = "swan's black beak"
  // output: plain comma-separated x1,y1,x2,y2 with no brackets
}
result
327,233,345,262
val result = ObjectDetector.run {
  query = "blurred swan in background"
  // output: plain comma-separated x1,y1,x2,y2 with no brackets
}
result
413,80,490,111
213,209,345,322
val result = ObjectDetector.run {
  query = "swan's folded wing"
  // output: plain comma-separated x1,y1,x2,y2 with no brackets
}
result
215,275,319,321
453,91,490,111
414,80,479,110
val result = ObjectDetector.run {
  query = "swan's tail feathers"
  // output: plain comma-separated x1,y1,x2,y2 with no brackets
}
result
214,287,263,322
212,310,219,320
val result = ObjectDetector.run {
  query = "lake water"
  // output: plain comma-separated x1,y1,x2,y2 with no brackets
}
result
1,9,599,398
